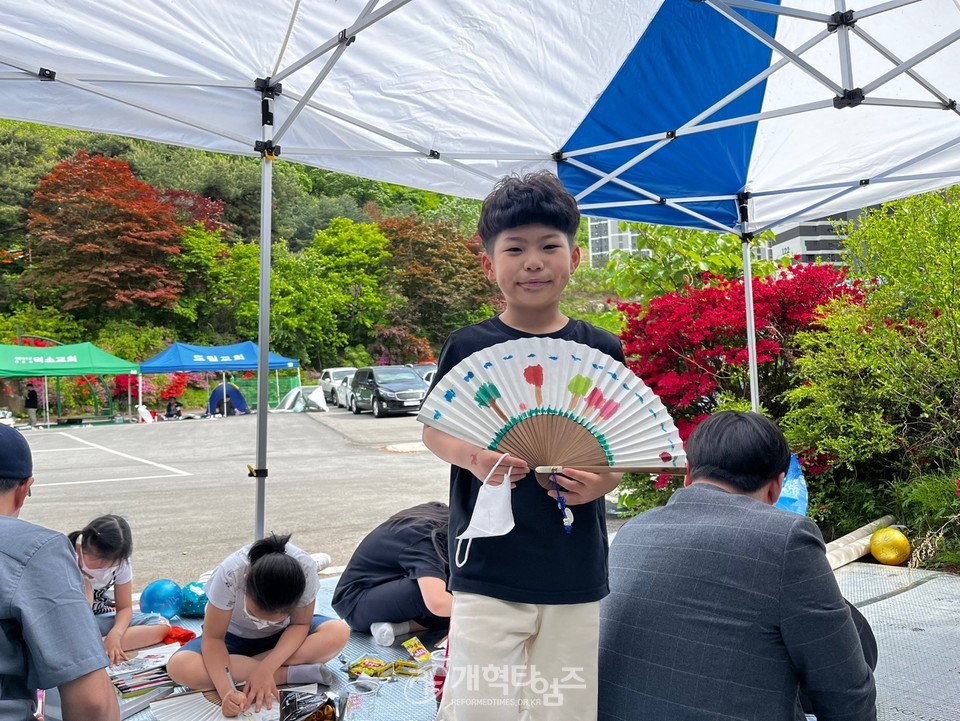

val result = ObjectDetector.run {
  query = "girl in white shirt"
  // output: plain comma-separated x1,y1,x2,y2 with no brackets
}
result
68,514,170,665
166,533,349,718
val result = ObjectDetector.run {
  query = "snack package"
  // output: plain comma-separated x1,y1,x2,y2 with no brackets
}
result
279,689,340,721
347,656,393,679
401,636,431,664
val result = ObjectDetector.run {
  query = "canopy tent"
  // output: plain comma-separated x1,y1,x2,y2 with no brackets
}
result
0,342,139,426
0,343,138,377
139,342,298,374
3,0,958,536
140,342,299,418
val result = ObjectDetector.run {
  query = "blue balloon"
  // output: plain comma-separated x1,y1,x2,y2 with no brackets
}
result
178,581,208,618
140,579,183,620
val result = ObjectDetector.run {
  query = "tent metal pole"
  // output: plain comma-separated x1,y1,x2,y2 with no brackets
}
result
741,234,760,413
222,370,227,417
253,127,274,542
43,376,49,428
127,374,132,421
737,191,760,413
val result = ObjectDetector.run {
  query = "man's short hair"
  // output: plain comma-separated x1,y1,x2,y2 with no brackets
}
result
477,171,580,252
686,411,791,493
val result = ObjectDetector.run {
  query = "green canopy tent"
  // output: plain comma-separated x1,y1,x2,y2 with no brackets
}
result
0,343,140,426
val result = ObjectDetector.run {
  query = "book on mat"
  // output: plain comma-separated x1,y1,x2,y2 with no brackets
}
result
107,642,180,677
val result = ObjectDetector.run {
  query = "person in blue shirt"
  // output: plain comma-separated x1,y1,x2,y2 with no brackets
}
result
0,424,119,721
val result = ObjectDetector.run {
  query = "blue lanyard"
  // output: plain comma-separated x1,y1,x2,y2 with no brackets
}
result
550,472,573,534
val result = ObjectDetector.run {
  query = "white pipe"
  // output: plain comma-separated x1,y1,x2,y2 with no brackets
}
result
825,515,897,571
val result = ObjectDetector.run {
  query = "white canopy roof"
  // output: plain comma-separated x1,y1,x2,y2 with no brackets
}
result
2,0,959,233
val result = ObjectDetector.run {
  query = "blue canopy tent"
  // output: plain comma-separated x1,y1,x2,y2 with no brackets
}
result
140,342,299,374
4,0,958,538
139,342,299,417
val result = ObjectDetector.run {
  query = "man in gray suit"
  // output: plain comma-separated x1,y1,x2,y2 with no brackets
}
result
598,411,876,721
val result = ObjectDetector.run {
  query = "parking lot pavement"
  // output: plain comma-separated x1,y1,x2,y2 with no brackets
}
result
20,410,449,588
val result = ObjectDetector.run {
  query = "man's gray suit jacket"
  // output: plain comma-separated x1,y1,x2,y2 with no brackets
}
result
598,482,876,721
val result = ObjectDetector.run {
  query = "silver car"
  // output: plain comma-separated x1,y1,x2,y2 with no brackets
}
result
334,373,355,408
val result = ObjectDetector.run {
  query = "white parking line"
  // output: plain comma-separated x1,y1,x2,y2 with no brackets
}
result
33,432,193,487
59,432,192,476
41,474,192,487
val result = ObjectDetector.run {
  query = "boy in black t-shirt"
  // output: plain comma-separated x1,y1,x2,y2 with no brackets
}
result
422,172,624,721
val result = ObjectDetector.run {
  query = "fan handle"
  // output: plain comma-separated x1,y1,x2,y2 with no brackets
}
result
535,465,686,475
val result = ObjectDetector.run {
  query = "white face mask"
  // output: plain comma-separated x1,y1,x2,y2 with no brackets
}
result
77,539,119,585
455,453,516,568
241,600,288,631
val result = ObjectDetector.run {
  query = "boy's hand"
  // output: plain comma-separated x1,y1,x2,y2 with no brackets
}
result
546,467,622,505
221,690,249,717
470,449,529,487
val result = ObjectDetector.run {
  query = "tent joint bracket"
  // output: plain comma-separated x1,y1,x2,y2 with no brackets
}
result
945,99,957,111
827,11,856,32
338,29,357,46
247,465,268,479
834,88,865,109
427,149,440,159
552,151,564,162
254,77,282,99
254,140,281,159
38,67,55,81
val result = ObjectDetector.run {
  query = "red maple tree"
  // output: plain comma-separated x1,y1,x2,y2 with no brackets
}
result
24,150,183,315
618,263,863,436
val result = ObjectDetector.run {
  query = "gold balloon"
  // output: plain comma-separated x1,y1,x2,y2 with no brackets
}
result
870,527,911,565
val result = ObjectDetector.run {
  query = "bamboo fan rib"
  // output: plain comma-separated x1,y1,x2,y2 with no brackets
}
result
151,686,326,721
418,338,685,488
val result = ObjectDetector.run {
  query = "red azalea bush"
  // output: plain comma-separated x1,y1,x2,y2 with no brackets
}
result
614,263,862,516
619,263,862,428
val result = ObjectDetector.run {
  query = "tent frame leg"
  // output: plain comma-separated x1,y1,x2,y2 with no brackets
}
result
253,121,274,541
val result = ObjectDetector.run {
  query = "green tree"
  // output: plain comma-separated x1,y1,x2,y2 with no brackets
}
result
306,218,392,363
0,305,85,345
606,224,776,303
783,190,960,483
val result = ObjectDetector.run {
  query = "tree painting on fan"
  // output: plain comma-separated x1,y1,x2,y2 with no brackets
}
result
523,364,544,406
566,375,592,411
419,337,685,488
474,382,508,423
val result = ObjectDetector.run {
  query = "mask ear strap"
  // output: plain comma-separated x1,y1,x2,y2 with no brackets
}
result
481,452,509,484
455,454,511,567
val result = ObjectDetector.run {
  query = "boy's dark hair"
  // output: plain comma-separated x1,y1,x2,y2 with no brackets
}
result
68,514,133,564
477,171,580,253
246,532,305,613
686,411,791,493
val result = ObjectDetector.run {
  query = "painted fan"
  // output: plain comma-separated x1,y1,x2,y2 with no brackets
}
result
150,686,328,721
418,337,685,488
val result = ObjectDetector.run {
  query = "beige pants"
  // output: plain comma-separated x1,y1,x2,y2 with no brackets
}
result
27,408,37,427
436,592,599,721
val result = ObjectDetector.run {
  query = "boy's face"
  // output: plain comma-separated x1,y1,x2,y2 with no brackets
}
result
482,223,580,313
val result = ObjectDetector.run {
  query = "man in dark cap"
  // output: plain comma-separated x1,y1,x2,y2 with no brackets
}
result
0,424,119,720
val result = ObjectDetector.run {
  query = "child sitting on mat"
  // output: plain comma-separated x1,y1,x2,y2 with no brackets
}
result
68,514,170,665
166,533,349,718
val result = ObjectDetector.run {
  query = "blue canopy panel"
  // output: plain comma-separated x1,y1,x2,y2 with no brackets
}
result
140,341,299,373
560,0,780,231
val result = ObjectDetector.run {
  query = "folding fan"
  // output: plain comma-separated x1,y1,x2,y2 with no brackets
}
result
150,685,328,721
418,337,685,488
